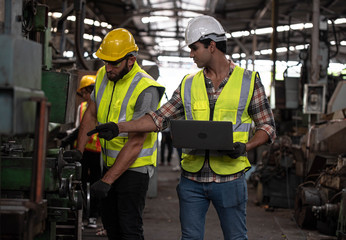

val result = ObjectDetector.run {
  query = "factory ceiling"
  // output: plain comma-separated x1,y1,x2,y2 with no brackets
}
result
45,0,346,66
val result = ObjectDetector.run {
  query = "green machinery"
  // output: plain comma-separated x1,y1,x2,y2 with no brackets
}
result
0,0,84,239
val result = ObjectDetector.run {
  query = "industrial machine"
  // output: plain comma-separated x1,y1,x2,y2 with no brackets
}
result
249,14,346,239
0,0,93,239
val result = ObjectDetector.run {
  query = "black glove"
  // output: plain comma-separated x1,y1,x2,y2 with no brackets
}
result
63,149,83,163
60,127,79,148
88,122,119,141
219,142,247,159
90,180,112,199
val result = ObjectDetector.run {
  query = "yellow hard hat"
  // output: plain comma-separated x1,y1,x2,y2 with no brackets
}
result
78,75,96,92
95,28,139,62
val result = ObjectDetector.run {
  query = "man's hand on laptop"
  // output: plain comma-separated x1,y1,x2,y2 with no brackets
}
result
219,142,246,159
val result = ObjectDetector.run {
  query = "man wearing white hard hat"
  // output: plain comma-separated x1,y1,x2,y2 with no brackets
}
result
88,16,276,240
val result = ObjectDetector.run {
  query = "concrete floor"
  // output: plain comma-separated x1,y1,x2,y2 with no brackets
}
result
83,151,336,240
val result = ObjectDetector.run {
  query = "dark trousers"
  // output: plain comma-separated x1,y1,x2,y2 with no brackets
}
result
82,150,101,218
160,132,173,164
101,170,149,240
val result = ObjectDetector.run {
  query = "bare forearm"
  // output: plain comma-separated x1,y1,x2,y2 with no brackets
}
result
246,129,269,152
118,114,157,133
76,103,97,152
102,133,147,184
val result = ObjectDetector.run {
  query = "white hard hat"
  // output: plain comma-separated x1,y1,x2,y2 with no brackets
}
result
184,15,226,46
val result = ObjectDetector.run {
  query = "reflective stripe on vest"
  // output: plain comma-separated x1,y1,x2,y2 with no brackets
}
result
94,62,164,167
180,66,255,175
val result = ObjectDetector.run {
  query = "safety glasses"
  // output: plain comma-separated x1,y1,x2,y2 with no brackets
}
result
103,56,128,68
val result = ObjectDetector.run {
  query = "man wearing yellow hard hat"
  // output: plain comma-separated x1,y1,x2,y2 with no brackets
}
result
64,28,165,239
76,75,102,229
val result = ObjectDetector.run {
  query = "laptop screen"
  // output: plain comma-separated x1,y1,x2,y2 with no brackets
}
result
170,120,233,150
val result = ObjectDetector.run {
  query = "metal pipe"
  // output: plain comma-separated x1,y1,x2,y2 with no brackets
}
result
59,0,67,54
311,0,320,84
270,0,279,103
30,97,49,203
74,0,89,70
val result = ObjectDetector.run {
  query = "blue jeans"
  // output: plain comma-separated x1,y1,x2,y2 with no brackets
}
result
176,175,248,240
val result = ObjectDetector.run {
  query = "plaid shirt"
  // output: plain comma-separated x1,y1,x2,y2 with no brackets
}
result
148,64,276,183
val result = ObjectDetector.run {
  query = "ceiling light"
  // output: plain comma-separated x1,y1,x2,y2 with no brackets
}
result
141,16,170,24
334,18,346,24
255,28,273,35
231,31,250,38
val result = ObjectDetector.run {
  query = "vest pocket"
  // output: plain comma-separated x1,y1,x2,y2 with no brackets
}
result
218,109,237,124
192,101,208,120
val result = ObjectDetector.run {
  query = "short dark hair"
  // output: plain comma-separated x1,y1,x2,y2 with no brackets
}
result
85,85,94,94
199,39,227,54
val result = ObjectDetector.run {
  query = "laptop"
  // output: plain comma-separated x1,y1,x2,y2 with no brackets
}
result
170,120,233,150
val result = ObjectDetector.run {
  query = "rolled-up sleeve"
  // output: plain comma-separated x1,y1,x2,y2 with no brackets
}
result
248,73,276,143
147,84,185,132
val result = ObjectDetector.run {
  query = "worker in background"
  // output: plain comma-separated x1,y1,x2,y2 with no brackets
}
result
64,28,165,239
87,15,276,240
61,75,102,229
160,128,173,166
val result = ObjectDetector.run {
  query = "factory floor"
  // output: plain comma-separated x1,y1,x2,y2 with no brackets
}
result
82,151,336,240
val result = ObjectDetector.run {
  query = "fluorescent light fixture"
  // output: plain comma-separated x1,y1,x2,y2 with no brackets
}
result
260,49,272,55
304,23,313,28
50,12,62,18
295,44,307,50
101,22,108,27
157,56,193,63
334,18,346,24
276,47,287,53
83,33,102,42
231,31,250,38
232,53,240,59
231,53,246,58
277,25,290,32
67,16,76,21
142,60,156,66
290,23,304,30
255,27,273,35
63,51,74,58
84,19,94,25
158,40,180,47
142,16,170,24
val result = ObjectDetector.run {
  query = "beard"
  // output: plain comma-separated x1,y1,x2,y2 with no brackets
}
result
107,61,129,82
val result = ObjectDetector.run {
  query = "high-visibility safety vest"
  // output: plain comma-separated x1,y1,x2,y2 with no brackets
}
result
74,101,101,152
180,66,256,175
94,62,165,168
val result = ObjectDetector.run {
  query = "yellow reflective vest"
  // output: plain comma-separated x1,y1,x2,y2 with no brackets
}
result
74,101,101,152
94,62,165,167
180,66,255,175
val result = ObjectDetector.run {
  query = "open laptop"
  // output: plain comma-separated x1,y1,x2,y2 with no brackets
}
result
170,120,233,150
